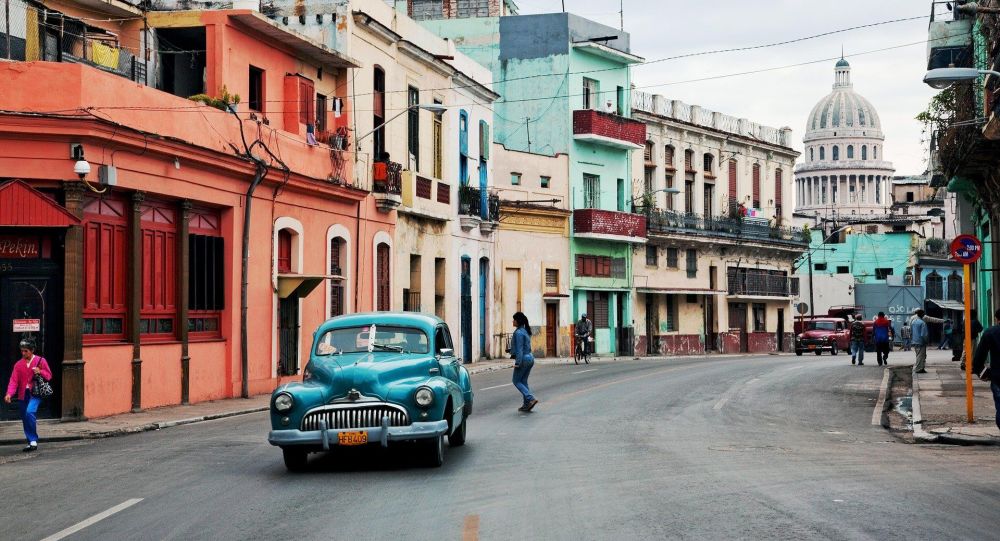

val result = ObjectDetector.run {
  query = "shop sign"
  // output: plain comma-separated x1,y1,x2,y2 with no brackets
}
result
0,236,39,259
13,319,40,332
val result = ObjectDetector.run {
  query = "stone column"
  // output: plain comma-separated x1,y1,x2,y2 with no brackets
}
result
130,191,144,412
61,181,86,420
178,200,191,404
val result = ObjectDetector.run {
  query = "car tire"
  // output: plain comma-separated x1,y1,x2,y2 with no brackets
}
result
449,417,467,447
282,448,308,473
423,435,444,467
830,345,838,355
795,350,803,356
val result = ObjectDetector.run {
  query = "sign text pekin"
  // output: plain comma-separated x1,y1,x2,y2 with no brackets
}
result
0,236,39,259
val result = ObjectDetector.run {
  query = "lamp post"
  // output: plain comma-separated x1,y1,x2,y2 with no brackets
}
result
354,103,449,145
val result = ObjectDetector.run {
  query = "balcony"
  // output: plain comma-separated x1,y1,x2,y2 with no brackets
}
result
373,161,403,212
573,208,647,243
643,209,808,248
728,268,798,298
572,109,646,150
458,185,500,234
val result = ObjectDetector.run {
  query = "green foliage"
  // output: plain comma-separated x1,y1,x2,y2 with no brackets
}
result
801,223,812,243
916,87,956,133
188,85,241,112
926,237,946,254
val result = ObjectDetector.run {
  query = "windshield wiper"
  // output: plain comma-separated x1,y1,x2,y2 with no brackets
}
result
370,343,403,352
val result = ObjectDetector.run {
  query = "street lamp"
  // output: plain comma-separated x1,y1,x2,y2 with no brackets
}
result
631,186,682,212
923,67,1000,89
355,103,449,144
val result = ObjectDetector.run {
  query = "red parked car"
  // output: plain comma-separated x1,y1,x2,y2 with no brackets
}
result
795,318,850,356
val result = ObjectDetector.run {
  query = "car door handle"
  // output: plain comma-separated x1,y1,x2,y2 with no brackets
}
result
430,367,440,374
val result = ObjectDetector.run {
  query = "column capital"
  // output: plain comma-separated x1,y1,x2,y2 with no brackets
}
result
63,181,87,204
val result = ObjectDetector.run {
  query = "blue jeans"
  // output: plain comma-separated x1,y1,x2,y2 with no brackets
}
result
512,359,535,405
991,381,1000,432
851,340,865,363
18,394,40,444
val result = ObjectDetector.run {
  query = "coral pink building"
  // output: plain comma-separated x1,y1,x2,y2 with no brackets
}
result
0,4,395,420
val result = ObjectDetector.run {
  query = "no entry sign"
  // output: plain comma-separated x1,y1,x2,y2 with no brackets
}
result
951,235,983,265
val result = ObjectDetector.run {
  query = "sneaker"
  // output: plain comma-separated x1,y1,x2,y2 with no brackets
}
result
851,358,856,365
526,399,539,411
915,369,927,374
858,362,864,366
22,443,36,453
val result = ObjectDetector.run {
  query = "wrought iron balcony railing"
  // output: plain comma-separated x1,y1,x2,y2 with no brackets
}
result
458,185,500,222
640,208,807,246
372,160,403,195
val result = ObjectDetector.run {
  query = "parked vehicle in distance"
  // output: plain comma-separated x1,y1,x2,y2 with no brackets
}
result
795,318,850,356
267,312,473,471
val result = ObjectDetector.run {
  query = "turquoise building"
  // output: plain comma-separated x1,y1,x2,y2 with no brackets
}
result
418,9,646,355
806,231,917,284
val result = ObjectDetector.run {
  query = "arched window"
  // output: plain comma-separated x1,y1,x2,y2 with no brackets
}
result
664,145,675,169
861,145,867,160
330,237,346,317
832,146,839,161
926,272,943,300
873,145,878,159
644,141,654,162
751,163,761,208
377,242,391,311
373,66,386,159
947,272,963,302
809,148,814,161
278,229,293,274
703,153,714,174
684,149,694,171
819,147,825,160
847,145,854,159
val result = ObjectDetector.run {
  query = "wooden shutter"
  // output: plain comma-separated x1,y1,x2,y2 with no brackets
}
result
728,159,738,202
377,243,390,311
752,164,761,208
278,229,292,274
299,78,315,125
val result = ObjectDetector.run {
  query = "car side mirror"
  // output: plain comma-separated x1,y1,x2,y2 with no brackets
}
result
437,348,454,358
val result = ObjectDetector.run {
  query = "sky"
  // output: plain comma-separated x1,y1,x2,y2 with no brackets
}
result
518,0,940,175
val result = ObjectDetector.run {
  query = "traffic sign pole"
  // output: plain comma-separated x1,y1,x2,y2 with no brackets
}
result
964,263,974,423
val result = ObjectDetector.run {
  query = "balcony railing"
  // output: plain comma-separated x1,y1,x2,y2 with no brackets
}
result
458,185,500,222
402,290,421,313
641,209,807,246
372,161,403,195
572,109,646,149
573,208,647,240
728,268,798,297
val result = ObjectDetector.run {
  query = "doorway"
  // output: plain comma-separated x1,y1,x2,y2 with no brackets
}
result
1,270,62,421
460,256,472,363
728,302,748,353
703,297,715,351
277,296,300,376
478,257,489,359
776,308,785,352
545,303,557,357
645,295,658,355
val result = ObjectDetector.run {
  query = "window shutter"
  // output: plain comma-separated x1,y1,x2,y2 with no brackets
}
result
299,78,315,125
480,121,490,160
728,159,738,203
752,164,761,208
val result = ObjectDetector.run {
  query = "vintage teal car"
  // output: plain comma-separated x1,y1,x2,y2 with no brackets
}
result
267,312,473,471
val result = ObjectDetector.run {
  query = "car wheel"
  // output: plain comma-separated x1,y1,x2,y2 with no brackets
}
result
423,435,444,467
282,448,308,473
795,350,803,356
830,344,838,355
449,417,467,447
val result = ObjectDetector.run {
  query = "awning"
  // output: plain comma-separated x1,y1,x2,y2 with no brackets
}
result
928,298,965,311
277,274,340,299
0,180,81,227
636,288,725,295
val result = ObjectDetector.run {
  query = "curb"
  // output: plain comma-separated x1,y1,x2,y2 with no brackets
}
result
0,406,268,446
910,369,940,443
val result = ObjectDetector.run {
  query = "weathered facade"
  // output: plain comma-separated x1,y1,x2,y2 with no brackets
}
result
631,91,806,355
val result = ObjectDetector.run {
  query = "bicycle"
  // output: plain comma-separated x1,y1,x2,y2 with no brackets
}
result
574,335,591,365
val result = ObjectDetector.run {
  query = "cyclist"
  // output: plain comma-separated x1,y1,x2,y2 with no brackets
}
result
575,313,593,364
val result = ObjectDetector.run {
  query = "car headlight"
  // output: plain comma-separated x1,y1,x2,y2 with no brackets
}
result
414,387,434,408
273,392,294,413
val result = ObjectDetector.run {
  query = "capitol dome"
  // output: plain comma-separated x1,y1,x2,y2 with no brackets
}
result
794,59,894,220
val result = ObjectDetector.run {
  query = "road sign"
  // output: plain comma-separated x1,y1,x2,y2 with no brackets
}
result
796,302,809,315
951,235,983,264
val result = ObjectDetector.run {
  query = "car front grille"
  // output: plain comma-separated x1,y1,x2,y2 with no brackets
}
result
300,403,410,431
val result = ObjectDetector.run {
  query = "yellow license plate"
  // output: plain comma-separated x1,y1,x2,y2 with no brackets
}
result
808,344,816,349
338,431,368,446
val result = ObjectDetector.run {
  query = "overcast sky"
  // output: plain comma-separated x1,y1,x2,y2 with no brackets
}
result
519,0,939,175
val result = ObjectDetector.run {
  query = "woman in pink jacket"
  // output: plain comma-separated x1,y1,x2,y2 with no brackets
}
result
4,339,52,452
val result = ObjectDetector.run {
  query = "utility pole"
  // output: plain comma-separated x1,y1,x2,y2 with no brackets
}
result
620,0,624,31
808,249,815,318
525,117,531,153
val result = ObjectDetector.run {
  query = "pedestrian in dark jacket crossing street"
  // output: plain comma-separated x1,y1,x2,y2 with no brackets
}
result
972,309,1000,431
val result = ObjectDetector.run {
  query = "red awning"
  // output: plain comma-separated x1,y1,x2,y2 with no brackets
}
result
0,180,81,227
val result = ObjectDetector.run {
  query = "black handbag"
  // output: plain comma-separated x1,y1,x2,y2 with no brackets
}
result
31,373,53,398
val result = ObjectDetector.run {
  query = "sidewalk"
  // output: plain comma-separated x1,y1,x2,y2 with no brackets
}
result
0,351,784,445
912,347,1000,445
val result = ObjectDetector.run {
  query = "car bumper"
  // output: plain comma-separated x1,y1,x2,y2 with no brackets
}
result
796,342,834,351
268,419,448,450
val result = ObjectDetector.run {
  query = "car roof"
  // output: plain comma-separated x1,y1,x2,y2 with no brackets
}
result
319,312,444,334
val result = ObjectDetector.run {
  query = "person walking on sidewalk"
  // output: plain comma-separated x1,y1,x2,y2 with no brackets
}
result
873,312,892,366
850,318,866,366
901,322,912,351
911,310,929,374
939,318,953,350
4,339,52,452
511,312,538,412
971,309,1000,431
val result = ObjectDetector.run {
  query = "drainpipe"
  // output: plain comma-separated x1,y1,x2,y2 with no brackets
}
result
241,161,267,399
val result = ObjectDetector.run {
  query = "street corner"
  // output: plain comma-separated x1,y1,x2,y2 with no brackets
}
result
927,422,1000,446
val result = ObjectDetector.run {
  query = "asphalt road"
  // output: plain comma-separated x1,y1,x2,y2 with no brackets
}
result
3,354,1000,540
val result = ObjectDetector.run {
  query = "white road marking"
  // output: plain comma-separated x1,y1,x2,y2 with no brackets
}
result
747,378,760,385
41,498,144,541
872,368,892,425
573,369,598,374
713,397,729,411
478,384,510,391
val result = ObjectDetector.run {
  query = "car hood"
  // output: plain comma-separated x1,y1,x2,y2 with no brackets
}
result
312,353,433,400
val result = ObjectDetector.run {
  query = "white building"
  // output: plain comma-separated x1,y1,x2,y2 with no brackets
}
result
794,59,895,224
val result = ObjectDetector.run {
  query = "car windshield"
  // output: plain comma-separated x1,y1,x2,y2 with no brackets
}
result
806,322,837,331
314,325,429,355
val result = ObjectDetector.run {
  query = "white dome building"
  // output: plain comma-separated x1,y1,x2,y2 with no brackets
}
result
794,59,894,221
